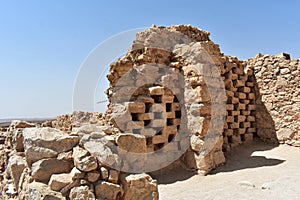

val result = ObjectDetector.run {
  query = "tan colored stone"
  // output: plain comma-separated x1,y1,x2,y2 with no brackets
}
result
95,181,123,200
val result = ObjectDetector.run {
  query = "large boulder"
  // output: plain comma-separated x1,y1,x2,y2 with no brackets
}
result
95,181,123,200
31,158,72,183
121,173,158,200
23,127,79,154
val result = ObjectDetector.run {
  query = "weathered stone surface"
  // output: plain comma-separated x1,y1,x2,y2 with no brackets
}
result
121,173,158,200
73,146,98,172
190,134,204,152
87,171,100,182
25,146,57,166
12,129,24,152
80,132,120,168
72,124,106,135
100,167,109,180
26,181,66,200
116,133,147,153
95,181,123,200
9,120,36,129
31,158,72,183
49,173,72,191
69,185,95,200
6,154,27,188
23,127,79,153
108,169,119,184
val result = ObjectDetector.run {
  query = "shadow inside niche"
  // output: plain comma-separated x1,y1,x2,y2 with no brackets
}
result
149,160,197,184
210,139,285,174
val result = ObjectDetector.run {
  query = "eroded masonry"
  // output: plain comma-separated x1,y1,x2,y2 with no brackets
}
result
0,25,299,200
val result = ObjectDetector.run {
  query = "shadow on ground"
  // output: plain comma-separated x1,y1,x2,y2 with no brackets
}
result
210,139,285,174
152,139,285,184
150,160,197,184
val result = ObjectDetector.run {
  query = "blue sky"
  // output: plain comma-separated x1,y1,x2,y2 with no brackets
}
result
0,0,299,118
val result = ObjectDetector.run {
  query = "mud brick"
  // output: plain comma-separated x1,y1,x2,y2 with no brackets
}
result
140,128,157,137
199,104,211,115
243,100,250,104
226,104,234,110
152,135,166,144
128,102,145,113
149,86,164,95
126,121,144,130
232,111,240,116
238,128,246,134
247,127,256,133
246,82,255,87
242,87,251,93
224,122,228,129
243,122,251,128
226,90,235,97
231,74,238,80
150,119,165,127
173,103,181,111
137,113,154,121
238,75,247,81
137,96,154,103
171,119,180,126
224,79,232,88
238,115,246,122
226,116,234,123
233,67,244,75
238,103,246,110
247,93,255,99
238,92,246,99
234,79,244,87
163,95,174,103
232,97,239,104
166,112,175,119
229,123,239,129
247,104,256,110
231,87,238,92
164,126,177,135
247,116,255,122
151,103,165,112
241,110,251,115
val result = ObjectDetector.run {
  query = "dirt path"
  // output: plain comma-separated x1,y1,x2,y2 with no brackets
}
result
156,141,300,200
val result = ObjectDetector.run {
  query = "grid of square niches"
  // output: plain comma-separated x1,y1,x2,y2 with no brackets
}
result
223,75,257,149
129,91,181,152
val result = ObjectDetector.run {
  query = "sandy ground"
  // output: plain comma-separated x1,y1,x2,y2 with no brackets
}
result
155,141,300,200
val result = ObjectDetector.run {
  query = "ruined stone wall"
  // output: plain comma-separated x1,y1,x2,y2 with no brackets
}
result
246,53,300,146
106,25,257,173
